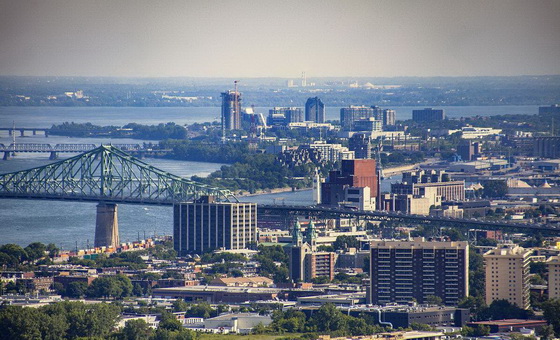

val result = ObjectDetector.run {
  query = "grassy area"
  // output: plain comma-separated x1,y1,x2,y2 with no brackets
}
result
199,333,301,340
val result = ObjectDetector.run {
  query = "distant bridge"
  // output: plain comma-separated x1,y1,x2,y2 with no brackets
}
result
0,127,49,137
0,145,235,248
0,143,171,160
257,204,560,235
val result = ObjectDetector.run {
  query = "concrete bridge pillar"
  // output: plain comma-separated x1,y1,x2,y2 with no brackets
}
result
94,203,120,248
49,151,58,160
19,130,24,137
2,152,11,160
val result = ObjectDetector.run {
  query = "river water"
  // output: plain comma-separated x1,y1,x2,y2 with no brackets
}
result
0,105,537,249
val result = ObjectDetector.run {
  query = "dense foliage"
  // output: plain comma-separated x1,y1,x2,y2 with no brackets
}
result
255,303,387,337
0,242,59,269
0,301,121,340
50,122,187,139
254,245,290,284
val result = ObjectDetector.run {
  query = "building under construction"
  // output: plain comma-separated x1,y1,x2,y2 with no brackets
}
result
221,87,241,131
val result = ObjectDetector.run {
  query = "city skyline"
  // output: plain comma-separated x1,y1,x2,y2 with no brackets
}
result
0,0,559,78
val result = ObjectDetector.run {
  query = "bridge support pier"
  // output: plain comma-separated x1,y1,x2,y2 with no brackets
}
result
49,151,58,160
3,152,12,160
94,203,120,248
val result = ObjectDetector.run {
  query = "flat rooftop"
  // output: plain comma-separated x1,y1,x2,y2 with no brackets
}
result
153,285,281,294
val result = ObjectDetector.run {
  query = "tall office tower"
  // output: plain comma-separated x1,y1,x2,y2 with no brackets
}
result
369,237,469,306
547,256,560,299
305,97,326,123
173,196,257,255
412,108,445,123
484,244,531,309
383,109,396,126
348,133,372,159
340,105,375,130
321,159,378,206
221,90,242,130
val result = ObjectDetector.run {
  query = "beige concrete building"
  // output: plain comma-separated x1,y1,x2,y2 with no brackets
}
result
484,245,531,309
547,255,560,299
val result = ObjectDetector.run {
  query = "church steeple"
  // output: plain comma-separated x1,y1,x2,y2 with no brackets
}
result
292,220,303,246
305,220,317,248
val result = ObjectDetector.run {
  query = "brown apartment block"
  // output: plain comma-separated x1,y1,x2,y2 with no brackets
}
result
370,237,469,306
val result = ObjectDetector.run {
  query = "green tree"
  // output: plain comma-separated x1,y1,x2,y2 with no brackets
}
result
462,324,490,337
478,299,533,321
86,275,133,299
24,242,47,262
0,244,28,267
311,303,348,334
66,281,88,298
185,302,216,318
469,252,486,298
543,299,560,336
252,322,268,334
482,180,508,198
158,311,182,332
458,295,487,319
410,322,435,331
425,295,443,306
538,324,555,340
172,299,189,313
47,243,60,259
120,319,153,340
0,306,43,340
333,236,359,250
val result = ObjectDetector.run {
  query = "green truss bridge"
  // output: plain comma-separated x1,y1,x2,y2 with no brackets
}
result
0,145,236,248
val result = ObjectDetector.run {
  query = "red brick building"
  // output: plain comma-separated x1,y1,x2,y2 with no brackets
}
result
321,159,378,206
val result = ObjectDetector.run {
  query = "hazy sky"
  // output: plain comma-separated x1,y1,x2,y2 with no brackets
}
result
0,0,559,78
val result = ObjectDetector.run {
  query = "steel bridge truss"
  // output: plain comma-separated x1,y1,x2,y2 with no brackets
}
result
0,145,236,204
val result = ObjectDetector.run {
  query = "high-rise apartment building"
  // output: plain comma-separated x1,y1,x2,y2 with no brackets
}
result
340,106,375,130
221,90,241,130
383,109,396,126
301,141,355,163
305,97,325,123
484,245,531,309
547,256,560,299
348,133,372,159
369,237,469,306
173,196,257,255
412,108,445,123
